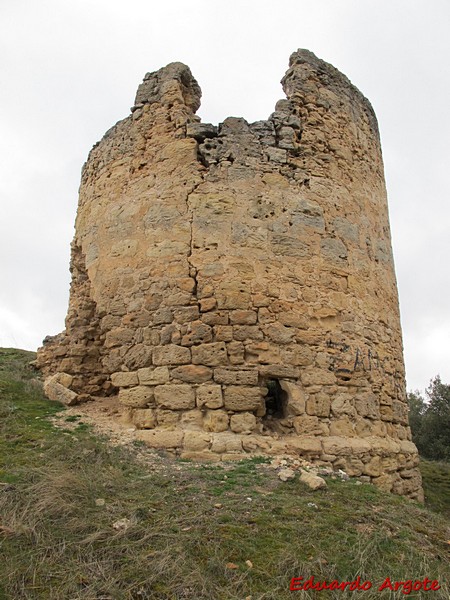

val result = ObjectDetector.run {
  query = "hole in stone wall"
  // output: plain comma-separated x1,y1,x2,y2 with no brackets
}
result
336,368,352,382
263,379,287,419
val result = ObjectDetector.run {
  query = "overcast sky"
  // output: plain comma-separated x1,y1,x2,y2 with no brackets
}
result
1,0,449,394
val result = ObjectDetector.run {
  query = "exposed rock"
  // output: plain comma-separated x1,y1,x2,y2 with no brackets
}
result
43,373,78,405
278,468,296,482
299,470,327,490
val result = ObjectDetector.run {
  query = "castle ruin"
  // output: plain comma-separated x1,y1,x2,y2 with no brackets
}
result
37,50,423,500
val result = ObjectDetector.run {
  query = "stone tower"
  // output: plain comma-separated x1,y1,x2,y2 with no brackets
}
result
37,50,422,500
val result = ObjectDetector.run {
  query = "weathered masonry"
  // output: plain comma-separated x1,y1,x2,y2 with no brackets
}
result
37,50,423,500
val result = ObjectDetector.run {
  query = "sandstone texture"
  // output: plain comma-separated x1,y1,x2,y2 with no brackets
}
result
37,50,423,500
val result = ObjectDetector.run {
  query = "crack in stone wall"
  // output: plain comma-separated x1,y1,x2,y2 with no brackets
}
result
186,177,206,303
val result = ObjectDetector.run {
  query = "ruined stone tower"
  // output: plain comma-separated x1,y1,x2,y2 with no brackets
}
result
37,50,422,499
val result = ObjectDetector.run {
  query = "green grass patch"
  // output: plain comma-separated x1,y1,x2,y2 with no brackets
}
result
420,459,450,519
0,349,449,599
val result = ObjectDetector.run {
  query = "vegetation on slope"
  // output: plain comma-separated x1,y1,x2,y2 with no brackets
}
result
0,348,449,599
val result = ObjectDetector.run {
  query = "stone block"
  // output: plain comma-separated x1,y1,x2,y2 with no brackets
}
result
286,436,322,455
43,375,79,406
171,364,212,383
196,384,223,409
349,438,371,455
380,404,394,422
306,392,331,417
329,417,355,437
354,392,380,419
201,311,229,325
173,306,200,323
278,312,308,328
213,326,233,342
216,286,251,310
183,431,211,451
137,429,184,448
343,457,364,477
230,310,257,325
372,473,395,493
381,457,399,473
322,436,351,456
213,368,258,385
241,435,272,452
226,341,245,364
180,409,204,429
321,237,347,262
230,412,257,434
181,320,213,345
123,344,153,369
232,326,264,341
392,400,408,425
105,327,135,348
293,415,327,436
355,418,387,438
259,364,300,379
223,386,263,411
191,342,228,366
204,410,230,432
132,408,157,429
111,371,139,387
264,322,295,344
156,409,180,427
367,436,400,456
152,307,173,325
301,369,336,386
137,366,170,385
152,345,191,366
118,386,155,408
52,372,73,387
363,456,382,477
331,393,356,417
279,380,306,416
154,384,195,410
271,234,310,257
210,433,243,453
199,297,217,312
160,325,180,345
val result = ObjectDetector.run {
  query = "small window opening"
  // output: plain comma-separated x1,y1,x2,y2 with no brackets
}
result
264,379,287,419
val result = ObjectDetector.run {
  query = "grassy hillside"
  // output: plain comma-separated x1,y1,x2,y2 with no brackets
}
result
0,348,449,599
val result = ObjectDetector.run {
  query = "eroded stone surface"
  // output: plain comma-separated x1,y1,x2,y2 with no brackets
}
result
36,49,422,499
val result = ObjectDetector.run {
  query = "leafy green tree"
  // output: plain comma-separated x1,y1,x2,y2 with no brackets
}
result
408,390,426,450
408,376,450,461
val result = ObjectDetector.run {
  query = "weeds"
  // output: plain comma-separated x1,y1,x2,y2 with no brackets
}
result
0,349,449,599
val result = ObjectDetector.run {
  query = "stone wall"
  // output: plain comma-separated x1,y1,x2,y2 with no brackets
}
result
37,50,423,500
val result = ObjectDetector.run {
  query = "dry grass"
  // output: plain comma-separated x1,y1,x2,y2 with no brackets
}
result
1,349,449,599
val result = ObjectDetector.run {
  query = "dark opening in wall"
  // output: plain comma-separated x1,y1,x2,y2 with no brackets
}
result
264,379,287,419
